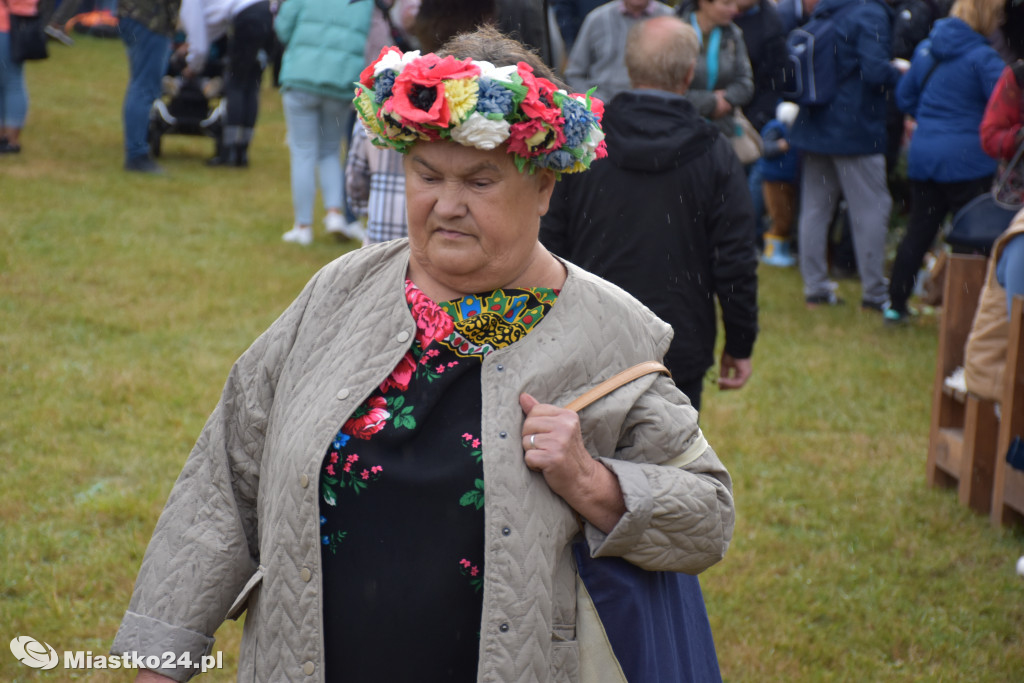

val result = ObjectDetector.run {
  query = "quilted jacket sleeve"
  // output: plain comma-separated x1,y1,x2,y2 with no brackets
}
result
110,270,325,681
586,372,735,575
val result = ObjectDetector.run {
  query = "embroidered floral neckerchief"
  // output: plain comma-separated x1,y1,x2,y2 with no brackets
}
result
317,280,557,680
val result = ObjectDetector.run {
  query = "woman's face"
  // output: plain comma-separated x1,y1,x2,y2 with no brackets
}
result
699,0,740,26
404,141,556,298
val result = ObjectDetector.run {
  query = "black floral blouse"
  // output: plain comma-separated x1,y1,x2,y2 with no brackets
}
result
318,279,558,681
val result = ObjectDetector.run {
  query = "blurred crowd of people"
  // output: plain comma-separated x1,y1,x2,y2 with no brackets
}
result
2,0,1023,374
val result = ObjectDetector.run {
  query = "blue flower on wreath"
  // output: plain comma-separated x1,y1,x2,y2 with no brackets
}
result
374,71,397,104
538,150,575,171
561,98,595,149
476,78,514,116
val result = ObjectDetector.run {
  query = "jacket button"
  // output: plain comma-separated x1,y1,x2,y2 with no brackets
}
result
300,567,312,582
303,661,315,675
336,388,350,400
499,622,510,633
496,364,504,372
502,527,511,536
499,431,508,439
300,474,309,488
396,330,410,343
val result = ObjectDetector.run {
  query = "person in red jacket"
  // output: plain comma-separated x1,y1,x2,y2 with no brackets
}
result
980,60,1024,164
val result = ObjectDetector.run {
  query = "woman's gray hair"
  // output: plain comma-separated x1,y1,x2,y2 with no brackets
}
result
625,16,700,93
439,24,565,89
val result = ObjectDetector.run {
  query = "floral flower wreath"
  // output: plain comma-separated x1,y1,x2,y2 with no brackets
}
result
353,46,608,176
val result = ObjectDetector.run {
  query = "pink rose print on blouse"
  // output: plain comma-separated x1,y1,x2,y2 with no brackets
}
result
380,351,417,393
343,396,391,440
406,281,455,344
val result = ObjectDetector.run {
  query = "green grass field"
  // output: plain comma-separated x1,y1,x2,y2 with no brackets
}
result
1,36,1022,682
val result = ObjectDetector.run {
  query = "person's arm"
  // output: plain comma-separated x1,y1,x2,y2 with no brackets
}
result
179,0,210,75
273,0,300,45
894,46,925,117
722,28,755,108
708,136,758,373
981,66,1024,161
581,372,734,574
856,3,901,89
111,271,327,680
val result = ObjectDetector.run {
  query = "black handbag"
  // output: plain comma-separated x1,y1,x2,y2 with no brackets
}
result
948,140,1024,252
8,11,49,63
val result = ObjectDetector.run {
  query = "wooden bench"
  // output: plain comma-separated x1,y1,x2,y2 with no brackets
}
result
991,295,1024,527
926,254,995,513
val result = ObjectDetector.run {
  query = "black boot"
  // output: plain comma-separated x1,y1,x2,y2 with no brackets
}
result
206,140,234,167
233,144,249,168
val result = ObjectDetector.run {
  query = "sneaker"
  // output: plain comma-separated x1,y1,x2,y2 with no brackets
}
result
44,24,74,46
124,156,163,173
325,213,365,241
883,308,911,326
282,225,313,246
943,366,967,394
861,299,891,314
806,283,845,307
0,140,20,154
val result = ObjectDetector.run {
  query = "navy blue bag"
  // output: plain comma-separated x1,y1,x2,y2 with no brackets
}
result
565,362,722,683
573,545,722,682
782,3,857,106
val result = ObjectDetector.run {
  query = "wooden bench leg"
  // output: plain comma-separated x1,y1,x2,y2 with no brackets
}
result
959,396,999,514
992,296,1024,527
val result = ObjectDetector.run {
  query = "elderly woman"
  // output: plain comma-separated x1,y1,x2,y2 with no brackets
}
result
114,27,734,682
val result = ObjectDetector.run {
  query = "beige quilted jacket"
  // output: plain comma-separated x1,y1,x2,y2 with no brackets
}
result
111,240,735,682
966,218,1024,401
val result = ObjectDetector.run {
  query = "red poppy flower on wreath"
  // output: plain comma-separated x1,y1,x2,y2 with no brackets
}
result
517,62,562,125
343,396,390,440
507,119,566,159
380,351,417,393
387,54,481,126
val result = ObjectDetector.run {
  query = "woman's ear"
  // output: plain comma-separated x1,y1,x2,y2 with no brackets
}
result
536,169,557,217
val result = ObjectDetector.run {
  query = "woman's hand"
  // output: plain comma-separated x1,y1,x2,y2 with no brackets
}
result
135,670,176,682
519,393,625,533
713,90,733,118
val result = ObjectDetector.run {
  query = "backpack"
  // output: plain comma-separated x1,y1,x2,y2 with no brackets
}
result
782,3,859,106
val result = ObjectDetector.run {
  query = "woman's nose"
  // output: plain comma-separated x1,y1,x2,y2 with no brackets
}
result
433,182,468,218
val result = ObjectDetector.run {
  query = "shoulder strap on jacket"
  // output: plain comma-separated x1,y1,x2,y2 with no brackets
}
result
563,361,671,413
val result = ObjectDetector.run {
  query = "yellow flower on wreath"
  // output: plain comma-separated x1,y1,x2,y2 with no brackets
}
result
444,78,480,125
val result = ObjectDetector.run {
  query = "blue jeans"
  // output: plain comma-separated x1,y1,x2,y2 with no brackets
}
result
997,233,1024,319
282,89,346,226
119,16,170,161
0,31,29,129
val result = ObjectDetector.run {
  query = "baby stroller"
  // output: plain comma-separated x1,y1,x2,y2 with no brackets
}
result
147,36,228,159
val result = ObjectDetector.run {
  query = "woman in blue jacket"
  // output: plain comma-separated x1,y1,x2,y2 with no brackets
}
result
885,0,1006,324
276,0,373,246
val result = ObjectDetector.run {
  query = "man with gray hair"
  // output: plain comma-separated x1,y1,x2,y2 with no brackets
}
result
541,15,758,411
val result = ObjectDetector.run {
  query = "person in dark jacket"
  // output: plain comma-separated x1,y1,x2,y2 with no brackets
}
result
884,0,1006,324
541,14,758,410
734,0,788,131
789,0,904,310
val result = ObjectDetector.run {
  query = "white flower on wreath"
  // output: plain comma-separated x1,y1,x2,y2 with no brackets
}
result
581,125,605,158
450,112,511,150
374,49,422,77
477,62,519,83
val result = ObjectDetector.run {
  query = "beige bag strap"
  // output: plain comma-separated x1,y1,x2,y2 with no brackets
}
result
563,361,671,413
